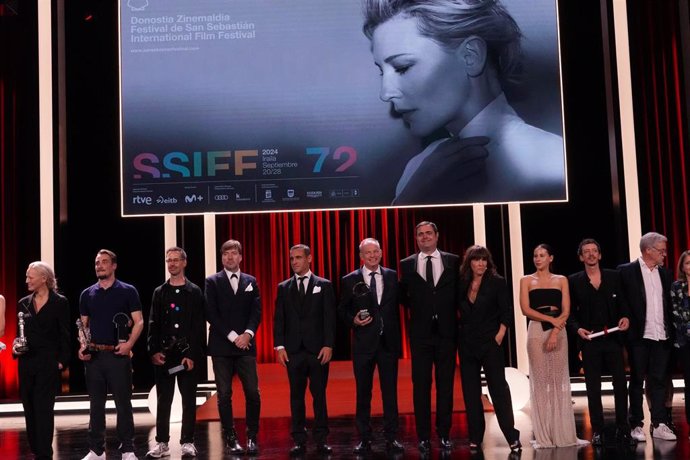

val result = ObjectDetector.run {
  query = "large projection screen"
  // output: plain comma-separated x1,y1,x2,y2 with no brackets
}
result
120,0,567,216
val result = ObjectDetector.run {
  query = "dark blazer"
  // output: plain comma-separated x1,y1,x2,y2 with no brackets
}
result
205,270,261,356
17,291,71,367
568,269,629,343
337,267,401,356
274,274,336,355
617,260,673,341
148,279,206,362
457,274,512,356
399,251,460,340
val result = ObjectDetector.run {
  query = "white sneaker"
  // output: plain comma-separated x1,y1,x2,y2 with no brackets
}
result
146,441,170,458
631,426,646,442
652,423,677,441
81,451,106,460
122,452,139,460
181,443,198,457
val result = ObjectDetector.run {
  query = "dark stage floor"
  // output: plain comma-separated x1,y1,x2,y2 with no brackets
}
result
2,394,690,460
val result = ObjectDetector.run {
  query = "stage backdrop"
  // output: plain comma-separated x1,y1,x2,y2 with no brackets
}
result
628,0,690,265
215,207,474,363
119,0,566,215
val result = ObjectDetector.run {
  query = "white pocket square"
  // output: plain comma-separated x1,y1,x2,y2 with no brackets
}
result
245,284,253,292
312,285,321,293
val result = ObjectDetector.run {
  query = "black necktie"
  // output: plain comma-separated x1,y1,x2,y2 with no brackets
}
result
298,276,306,297
426,256,434,288
370,272,378,305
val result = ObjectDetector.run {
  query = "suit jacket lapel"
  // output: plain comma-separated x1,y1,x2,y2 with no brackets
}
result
217,271,235,298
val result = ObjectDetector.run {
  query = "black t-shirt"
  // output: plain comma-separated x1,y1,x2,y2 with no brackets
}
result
79,279,141,345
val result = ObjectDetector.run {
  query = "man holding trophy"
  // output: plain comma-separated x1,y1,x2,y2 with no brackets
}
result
78,249,144,460
337,238,403,455
14,261,70,460
146,247,206,458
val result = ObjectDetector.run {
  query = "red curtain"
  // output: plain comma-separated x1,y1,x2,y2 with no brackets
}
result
217,207,474,363
0,22,20,399
628,0,690,269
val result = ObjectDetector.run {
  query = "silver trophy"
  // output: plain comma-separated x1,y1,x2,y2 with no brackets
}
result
76,318,92,355
353,281,372,320
13,312,29,355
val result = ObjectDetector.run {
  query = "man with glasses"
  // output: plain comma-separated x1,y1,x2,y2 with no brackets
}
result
618,232,676,442
146,247,205,458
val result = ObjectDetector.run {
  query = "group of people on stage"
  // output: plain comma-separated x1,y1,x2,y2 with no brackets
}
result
5,224,690,458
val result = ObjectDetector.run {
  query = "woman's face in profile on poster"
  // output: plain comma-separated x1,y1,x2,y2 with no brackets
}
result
372,15,470,137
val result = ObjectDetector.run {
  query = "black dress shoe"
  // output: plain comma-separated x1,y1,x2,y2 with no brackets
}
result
353,440,371,454
440,438,452,450
289,443,306,456
246,438,259,455
418,440,431,453
616,429,637,446
225,437,245,455
317,443,333,454
386,440,404,453
591,432,602,446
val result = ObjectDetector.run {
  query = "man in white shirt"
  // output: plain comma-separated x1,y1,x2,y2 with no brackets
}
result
617,232,675,442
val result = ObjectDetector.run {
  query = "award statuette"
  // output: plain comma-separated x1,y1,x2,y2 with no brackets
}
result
76,318,92,355
112,312,133,343
161,336,190,375
14,312,29,355
352,281,372,320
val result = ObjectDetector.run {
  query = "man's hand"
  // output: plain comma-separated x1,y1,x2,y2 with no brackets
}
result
494,330,505,346
114,341,133,356
353,314,373,327
317,347,332,365
618,317,630,331
181,357,194,371
151,352,166,366
276,348,289,367
78,345,92,361
234,333,251,350
577,328,592,340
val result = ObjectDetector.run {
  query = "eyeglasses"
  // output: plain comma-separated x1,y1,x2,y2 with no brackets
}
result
650,246,667,256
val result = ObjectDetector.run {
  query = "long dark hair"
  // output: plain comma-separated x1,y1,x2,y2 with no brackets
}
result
460,245,497,281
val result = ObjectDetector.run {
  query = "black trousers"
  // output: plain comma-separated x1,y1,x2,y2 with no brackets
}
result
410,337,456,441
19,355,60,460
154,364,198,444
627,338,671,426
459,341,519,445
212,355,261,440
581,337,628,432
677,343,690,424
286,350,329,443
85,352,135,454
353,346,399,441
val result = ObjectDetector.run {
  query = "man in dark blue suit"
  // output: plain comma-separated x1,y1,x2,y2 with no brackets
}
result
338,238,404,455
274,244,336,456
399,221,459,453
205,239,262,455
617,232,675,442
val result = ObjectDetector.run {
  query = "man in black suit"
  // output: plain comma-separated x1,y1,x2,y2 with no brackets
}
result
205,239,262,455
568,239,632,446
338,238,404,455
617,232,675,442
399,221,459,453
274,244,336,456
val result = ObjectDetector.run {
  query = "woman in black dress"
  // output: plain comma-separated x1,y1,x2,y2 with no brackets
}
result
13,261,70,460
